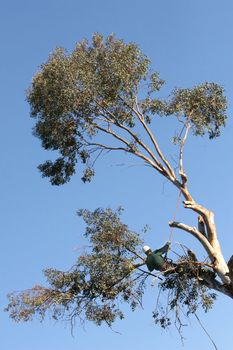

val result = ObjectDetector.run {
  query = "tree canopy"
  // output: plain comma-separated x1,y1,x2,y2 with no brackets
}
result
27,33,226,185
6,34,232,339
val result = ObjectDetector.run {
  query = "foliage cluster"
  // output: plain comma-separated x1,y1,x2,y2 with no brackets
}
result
27,33,227,185
6,208,146,326
154,256,216,331
6,209,216,332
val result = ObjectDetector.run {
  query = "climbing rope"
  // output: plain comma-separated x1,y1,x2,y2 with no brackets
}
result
168,189,182,243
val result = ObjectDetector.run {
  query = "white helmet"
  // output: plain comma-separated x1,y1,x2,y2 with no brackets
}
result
143,245,151,253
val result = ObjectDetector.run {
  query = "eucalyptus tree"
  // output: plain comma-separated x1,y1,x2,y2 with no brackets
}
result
6,33,233,333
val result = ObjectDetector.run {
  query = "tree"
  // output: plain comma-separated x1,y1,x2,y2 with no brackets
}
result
6,33,232,335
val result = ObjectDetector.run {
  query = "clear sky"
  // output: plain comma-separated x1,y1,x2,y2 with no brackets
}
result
1,1,233,349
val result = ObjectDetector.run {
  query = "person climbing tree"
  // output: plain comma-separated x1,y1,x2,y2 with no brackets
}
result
5,34,232,342
143,241,172,272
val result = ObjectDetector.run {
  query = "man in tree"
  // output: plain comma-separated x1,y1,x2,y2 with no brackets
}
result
5,33,233,336
143,242,172,272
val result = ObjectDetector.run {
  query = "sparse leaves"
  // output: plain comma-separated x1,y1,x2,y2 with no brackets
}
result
6,208,146,326
81,167,95,183
168,83,227,139
153,256,217,332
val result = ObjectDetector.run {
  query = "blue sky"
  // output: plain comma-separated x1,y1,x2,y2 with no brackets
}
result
1,1,233,349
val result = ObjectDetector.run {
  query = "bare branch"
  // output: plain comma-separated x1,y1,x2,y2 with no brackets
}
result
124,247,145,262
200,271,233,299
95,124,131,148
169,221,215,259
138,114,176,179
94,124,168,174
119,94,176,180
95,100,173,179
183,201,217,243
179,122,190,186
135,111,176,179
85,142,129,153
136,266,163,280
96,101,194,202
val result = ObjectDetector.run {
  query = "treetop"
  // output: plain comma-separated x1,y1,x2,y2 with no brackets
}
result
27,33,227,185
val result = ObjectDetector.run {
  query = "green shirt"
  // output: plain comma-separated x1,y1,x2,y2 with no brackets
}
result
145,243,170,272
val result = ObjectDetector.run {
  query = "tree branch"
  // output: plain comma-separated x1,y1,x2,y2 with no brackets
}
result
169,221,215,259
94,124,168,174
93,101,230,285
96,100,173,180
116,93,176,180
183,201,217,243
136,266,163,280
179,122,190,186
85,142,129,153
200,270,233,299
133,96,177,180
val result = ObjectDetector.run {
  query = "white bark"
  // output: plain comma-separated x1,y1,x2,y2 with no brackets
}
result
95,99,233,291
171,200,231,286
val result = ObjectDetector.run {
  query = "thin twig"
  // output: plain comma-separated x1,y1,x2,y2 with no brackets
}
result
96,99,170,176
136,267,163,280
194,313,218,350
119,93,176,179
